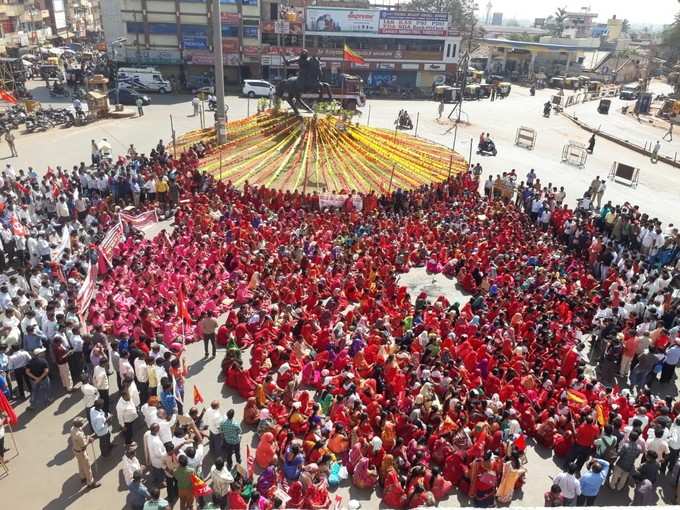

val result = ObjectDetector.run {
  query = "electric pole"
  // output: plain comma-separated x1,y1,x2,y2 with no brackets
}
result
212,0,227,144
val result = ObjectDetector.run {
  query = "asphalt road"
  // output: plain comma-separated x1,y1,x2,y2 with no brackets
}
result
1,80,679,509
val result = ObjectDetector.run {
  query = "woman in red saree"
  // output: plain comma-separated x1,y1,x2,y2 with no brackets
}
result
381,455,407,508
352,456,379,489
286,481,306,509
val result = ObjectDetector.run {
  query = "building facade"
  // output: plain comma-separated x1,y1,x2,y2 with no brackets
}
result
102,0,461,91
0,1,54,55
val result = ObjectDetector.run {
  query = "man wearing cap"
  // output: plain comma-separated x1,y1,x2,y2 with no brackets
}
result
70,416,100,489
26,347,50,410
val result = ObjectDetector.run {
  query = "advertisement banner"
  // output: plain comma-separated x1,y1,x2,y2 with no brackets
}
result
378,11,449,36
243,26,258,38
221,12,241,25
222,37,240,52
182,35,208,50
306,7,379,33
319,193,363,211
186,50,241,66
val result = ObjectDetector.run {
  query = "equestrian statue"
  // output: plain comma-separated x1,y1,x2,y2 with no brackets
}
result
275,49,333,115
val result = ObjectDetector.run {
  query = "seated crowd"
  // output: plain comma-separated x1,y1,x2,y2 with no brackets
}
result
0,139,679,510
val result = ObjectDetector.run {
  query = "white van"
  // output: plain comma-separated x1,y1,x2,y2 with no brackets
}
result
117,67,172,94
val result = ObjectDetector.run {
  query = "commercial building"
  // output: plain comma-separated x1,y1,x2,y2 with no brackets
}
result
102,0,461,91
490,12,502,26
301,6,460,90
65,0,103,39
0,1,54,55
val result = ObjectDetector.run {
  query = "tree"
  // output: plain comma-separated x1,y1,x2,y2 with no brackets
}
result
406,0,476,30
622,19,631,33
661,12,680,64
552,6,568,37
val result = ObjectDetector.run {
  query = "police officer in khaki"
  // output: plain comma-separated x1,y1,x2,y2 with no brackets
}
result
70,417,101,489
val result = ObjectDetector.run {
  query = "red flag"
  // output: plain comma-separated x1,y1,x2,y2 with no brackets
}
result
0,89,17,104
14,181,29,195
0,391,17,426
192,385,204,405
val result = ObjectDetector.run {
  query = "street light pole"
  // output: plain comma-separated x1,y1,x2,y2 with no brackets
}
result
212,0,227,145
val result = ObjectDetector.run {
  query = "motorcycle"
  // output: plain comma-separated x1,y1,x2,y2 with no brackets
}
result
543,103,552,118
477,139,498,157
208,99,217,111
395,113,413,130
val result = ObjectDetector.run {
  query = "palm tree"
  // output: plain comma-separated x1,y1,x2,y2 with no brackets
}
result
552,7,568,36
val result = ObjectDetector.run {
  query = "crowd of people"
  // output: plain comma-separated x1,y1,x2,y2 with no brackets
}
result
0,135,679,510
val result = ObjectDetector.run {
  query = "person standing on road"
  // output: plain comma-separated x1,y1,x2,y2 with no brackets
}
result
595,179,606,209
198,311,218,358
70,417,101,490
651,140,661,163
663,122,673,142
220,408,242,469
587,134,596,154
191,95,200,116
553,462,581,506
438,101,444,120
5,130,17,158
578,458,610,506
136,97,144,117
90,397,112,457
26,347,50,410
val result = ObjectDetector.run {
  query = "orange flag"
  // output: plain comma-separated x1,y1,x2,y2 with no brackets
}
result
193,385,204,405
567,388,587,406
177,285,191,322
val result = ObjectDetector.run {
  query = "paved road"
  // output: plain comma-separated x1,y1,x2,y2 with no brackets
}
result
1,81,679,509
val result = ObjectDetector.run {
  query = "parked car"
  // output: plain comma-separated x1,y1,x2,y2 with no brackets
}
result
108,88,151,106
242,79,274,98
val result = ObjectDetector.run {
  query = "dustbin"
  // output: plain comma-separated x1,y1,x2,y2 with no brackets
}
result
598,99,611,114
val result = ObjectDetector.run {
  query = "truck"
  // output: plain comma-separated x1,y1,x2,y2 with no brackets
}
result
300,74,366,111
116,67,172,94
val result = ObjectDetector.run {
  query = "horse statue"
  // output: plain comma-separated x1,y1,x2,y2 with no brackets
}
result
275,50,333,115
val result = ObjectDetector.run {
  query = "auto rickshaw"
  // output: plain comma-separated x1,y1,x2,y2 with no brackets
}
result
497,82,512,98
464,84,481,100
587,80,602,93
479,83,493,98
469,69,483,83
550,76,565,89
433,85,460,103
564,77,580,90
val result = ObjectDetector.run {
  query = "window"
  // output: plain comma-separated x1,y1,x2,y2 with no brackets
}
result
153,75,162,81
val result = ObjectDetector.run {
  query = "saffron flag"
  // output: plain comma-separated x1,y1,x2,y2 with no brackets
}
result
343,44,366,65
567,388,588,405
595,402,608,426
177,286,191,322
0,391,17,426
193,385,204,405
0,89,17,105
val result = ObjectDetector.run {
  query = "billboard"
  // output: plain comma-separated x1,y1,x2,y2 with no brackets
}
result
305,8,379,33
51,0,67,30
378,11,449,36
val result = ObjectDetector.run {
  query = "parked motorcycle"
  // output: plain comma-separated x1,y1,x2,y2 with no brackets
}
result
477,139,498,157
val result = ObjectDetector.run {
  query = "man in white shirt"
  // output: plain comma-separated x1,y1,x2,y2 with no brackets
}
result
116,391,138,445
92,358,110,413
141,397,160,429
80,373,99,429
553,463,581,505
204,400,225,455
134,355,149,404
157,409,177,445
144,423,166,485
121,442,144,486
645,428,670,462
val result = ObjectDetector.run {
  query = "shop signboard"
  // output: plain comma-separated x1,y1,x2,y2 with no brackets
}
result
221,12,241,25
378,11,449,36
185,50,240,66
182,35,208,49
222,37,240,52
305,7,379,33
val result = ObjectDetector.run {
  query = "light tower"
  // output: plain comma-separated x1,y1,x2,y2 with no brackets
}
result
485,1,492,24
